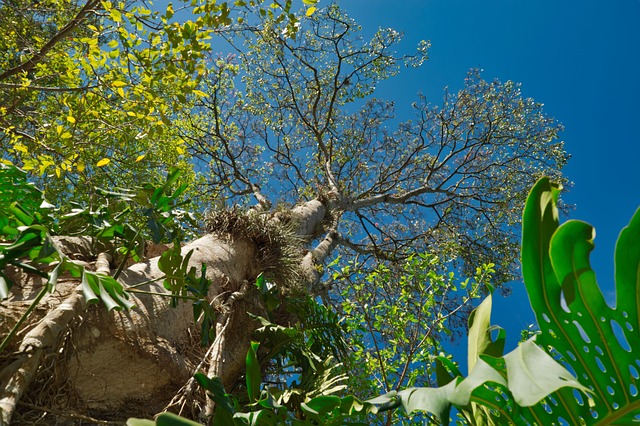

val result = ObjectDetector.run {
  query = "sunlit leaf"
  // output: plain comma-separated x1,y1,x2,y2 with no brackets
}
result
96,158,111,167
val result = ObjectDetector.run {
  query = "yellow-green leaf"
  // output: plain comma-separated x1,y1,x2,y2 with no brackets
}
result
96,158,111,167
110,9,122,22
306,7,316,17
67,116,76,124
135,154,146,162
112,81,127,87
13,144,28,154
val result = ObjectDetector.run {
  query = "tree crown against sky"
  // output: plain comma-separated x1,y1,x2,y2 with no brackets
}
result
171,4,569,288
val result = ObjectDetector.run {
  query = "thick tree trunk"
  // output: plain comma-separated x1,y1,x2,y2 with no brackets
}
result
69,235,262,414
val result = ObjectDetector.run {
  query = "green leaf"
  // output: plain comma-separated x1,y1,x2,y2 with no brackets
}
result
246,341,261,403
521,177,562,329
255,273,266,290
126,419,156,426
467,295,493,372
435,356,461,387
77,270,133,311
10,202,34,226
519,177,640,422
397,381,457,425
156,412,201,426
448,358,505,407
194,373,235,414
502,338,592,407
302,395,341,415
47,262,62,293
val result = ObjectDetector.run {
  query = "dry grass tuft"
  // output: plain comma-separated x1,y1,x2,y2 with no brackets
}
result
204,207,305,294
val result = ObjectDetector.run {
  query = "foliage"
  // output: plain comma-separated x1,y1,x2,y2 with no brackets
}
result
127,288,371,425
0,163,133,352
332,253,492,424
1,0,574,423
0,0,313,210
520,178,640,423
252,295,348,378
1,0,187,204
177,4,568,289
190,342,376,425
348,178,640,424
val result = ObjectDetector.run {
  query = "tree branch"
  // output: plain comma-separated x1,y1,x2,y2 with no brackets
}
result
0,0,102,82
0,82,98,92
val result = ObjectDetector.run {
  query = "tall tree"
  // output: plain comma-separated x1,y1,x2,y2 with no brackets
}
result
0,1,568,423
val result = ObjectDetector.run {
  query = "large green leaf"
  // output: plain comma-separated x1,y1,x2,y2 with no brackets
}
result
467,295,506,372
502,338,591,407
521,177,640,423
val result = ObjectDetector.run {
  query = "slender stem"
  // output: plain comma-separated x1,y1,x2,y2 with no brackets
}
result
126,288,199,301
125,275,166,289
113,226,143,280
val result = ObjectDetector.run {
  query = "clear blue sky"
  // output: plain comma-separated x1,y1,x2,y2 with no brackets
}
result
341,0,640,359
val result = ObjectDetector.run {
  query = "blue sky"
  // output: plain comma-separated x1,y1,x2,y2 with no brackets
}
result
340,0,640,359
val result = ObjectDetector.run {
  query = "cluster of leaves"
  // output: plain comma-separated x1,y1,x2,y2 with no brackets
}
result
1,0,185,203
342,178,640,425
0,0,317,211
331,253,493,424
0,164,203,351
0,163,133,352
128,277,370,425
61,168,196,265
190,342,371,425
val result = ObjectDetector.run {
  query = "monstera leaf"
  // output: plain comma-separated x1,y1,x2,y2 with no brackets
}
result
520,177,640,423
